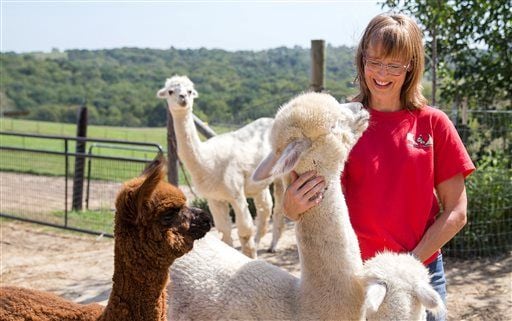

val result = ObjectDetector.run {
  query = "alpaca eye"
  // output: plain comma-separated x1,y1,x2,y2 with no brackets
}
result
187,90,192,95
168,90,174,95
160,209,180,226
331,121,343,135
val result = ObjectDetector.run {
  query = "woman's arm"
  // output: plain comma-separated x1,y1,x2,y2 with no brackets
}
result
412,173,468,261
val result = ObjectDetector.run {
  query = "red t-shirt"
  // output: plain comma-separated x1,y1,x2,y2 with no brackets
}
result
341,106,475,265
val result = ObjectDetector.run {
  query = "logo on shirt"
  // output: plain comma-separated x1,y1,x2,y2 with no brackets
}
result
407,132,433,148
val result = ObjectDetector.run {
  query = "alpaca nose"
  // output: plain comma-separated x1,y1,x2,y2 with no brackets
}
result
189,207,213,236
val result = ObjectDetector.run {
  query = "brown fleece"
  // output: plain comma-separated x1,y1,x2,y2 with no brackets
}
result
0,286,102,321
0,154,212,321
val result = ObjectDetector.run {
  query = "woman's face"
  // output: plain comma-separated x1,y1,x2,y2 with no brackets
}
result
363,43,410,111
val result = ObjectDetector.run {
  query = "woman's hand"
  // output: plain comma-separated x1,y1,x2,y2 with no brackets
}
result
283,170,326,221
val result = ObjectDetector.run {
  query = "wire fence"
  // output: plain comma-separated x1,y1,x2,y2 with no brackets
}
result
443,109,511,258
0,132,163,237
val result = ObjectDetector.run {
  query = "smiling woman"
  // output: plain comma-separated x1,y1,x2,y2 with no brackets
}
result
282,13,475,321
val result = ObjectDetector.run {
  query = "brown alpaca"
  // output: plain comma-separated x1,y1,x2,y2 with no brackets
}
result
0,155,213,321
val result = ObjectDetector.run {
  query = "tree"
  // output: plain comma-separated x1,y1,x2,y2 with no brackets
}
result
382,0,511,110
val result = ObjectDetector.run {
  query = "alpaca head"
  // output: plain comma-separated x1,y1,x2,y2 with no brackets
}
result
360,252,446,321
157,75,198,115
252,92,369,181
115,154,213,266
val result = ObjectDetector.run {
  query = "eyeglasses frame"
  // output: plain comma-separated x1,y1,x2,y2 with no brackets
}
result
363,56,411,76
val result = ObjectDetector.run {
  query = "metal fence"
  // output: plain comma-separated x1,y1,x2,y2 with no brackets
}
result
0,132,163,237
443,110,512,258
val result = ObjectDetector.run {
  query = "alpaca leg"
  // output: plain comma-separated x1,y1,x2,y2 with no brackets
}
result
269,178,286,253
252,188,273,246
231,197,257,258
207,199,233,246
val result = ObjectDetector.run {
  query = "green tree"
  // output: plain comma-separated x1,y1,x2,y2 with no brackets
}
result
382,0,511,110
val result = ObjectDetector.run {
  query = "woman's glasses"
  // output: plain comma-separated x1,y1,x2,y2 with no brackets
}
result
364,57,410,76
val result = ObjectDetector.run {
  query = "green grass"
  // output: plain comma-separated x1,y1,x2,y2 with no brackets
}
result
0,117,168,148
0,118,233,183
51,209,115,235
0,216,115,239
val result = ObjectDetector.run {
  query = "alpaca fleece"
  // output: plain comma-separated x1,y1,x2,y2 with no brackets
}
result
157,75,285,256
0,287,102,321
168,92,369,320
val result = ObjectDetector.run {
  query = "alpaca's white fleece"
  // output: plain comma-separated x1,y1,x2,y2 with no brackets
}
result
361,252,446,321
169,233,298,321
157,75,284,257
168,92,368,321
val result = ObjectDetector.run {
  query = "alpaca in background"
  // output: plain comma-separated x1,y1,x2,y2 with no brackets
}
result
157,75,284,257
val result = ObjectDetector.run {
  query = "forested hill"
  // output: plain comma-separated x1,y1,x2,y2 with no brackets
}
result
0,46,358,127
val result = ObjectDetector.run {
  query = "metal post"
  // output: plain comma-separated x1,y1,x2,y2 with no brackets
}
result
72,105,87,211
64,139,69,227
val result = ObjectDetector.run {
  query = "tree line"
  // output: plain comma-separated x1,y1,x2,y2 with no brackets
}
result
0,46,358,127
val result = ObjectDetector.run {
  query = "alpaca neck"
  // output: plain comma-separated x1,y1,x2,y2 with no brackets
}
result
170,110,210,176
98,245,171,321
297,170,362,287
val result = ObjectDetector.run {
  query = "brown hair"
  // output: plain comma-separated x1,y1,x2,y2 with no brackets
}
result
353,13,427,110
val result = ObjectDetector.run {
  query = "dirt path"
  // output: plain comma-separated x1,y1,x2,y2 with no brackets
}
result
1,219,510,320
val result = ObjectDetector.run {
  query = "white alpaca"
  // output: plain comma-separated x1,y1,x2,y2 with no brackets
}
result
168,92,368,320
360,252,445,321
157,75,285,257
168,92,445,321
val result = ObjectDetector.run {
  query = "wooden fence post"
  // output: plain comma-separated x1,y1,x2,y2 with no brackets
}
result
167,111,179,185
310,39,326,92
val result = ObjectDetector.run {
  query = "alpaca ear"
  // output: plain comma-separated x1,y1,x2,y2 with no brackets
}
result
252,152,278,181
191,89,198,98
342,102,368,138
135,154,167,222
363,281,387,314
271,139,310,177
415,281,445,315
156,87,168,99
342,102,364,114
252,139,310,181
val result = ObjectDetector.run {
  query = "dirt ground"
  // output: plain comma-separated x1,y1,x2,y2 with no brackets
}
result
1,218,510,321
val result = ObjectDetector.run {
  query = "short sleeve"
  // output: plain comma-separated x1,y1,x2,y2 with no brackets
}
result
433,111,476,186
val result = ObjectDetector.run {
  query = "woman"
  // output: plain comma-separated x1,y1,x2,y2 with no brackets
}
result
283,13,475,321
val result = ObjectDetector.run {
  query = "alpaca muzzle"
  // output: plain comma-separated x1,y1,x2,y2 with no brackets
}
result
188,207,213,239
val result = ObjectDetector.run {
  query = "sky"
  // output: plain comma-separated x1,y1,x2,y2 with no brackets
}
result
1,0,385,53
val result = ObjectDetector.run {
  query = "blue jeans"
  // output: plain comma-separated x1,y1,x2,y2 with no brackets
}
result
426,254,447,321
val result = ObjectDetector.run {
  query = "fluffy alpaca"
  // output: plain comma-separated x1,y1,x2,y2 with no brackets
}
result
360,252,446,321
168,92,369,320
0,155,212,321
157,75,284,257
